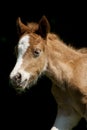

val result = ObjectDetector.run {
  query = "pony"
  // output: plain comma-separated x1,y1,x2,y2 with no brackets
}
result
9,15,87,130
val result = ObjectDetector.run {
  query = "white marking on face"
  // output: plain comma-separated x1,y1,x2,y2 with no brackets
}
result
20,70,31,81
10,35,30,78
18,35,30,57
19,70,31,88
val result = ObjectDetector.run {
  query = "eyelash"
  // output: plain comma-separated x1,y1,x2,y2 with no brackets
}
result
33,48,41,57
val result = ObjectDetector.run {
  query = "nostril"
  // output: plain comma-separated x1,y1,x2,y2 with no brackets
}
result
16,73,21,80
14,72,21,83
10,72,22,87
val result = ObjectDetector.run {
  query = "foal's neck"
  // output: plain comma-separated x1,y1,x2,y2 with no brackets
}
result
45,33,81,85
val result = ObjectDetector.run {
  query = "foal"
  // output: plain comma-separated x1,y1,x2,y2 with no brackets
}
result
10,16,87,130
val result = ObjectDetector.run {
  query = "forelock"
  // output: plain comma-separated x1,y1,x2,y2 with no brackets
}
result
27,22,39,32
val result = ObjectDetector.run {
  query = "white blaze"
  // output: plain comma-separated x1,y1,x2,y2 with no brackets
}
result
10,35,30,78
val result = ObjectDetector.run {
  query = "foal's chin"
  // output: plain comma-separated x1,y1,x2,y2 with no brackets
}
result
16,82,29,92
10,81,29,93
13,77,38,93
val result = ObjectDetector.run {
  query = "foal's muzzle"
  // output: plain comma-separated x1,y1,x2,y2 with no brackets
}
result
10,72,27,89
11,72,21,86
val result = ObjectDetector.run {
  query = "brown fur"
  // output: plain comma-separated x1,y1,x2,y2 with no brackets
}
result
11,16,87,130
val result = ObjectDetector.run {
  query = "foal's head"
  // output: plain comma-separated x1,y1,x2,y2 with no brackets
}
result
10,16,50,90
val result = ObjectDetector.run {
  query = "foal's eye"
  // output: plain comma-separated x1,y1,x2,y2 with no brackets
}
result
33,48,41,57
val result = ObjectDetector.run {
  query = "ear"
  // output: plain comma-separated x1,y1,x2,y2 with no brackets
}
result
16,17,29,35
38,15,50,38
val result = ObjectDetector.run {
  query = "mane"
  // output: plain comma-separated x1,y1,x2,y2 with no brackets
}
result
46,33,82,61
27,22,39,32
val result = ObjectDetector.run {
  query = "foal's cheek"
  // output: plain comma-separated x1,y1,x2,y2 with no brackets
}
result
21,53,46,75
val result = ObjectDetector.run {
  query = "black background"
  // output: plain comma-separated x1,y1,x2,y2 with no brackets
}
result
0,1,87,129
